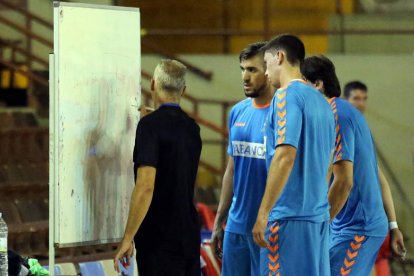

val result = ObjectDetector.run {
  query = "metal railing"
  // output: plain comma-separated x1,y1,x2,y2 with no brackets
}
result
0,0,235,175
137,0,414,55
142,39,213,80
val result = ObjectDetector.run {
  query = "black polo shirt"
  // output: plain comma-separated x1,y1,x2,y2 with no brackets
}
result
132,103,202,257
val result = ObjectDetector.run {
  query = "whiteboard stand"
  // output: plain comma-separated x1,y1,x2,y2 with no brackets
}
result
49,53,56,276
50,1,140,272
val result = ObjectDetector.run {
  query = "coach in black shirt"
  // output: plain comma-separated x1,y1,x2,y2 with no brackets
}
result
114,59,202,276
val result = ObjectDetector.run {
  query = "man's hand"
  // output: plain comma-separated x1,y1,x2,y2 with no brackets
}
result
139,105,154,119
211,224,225,259
390,229,406,261
252,213,269,248
114,239,134,273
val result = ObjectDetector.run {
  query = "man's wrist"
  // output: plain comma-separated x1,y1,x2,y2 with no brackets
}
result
215,212,228,224
389,221,398,231
257,208,269,219
123,234,135,243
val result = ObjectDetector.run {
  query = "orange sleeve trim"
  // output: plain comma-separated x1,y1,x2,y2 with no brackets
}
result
329,97,343,160
276,90,287,145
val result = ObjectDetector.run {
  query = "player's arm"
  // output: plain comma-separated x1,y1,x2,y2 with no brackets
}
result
378,165,396,223
212,108,235,257
253,89,302,247
114,166,156,272
326,163,333,186
115,119,159,272
328,161,353,220
212,156,234,258
123,166,156,241
215,157,234,224
378,165,406,260
326,151,334,186
253,145,296,247
328,107,356,220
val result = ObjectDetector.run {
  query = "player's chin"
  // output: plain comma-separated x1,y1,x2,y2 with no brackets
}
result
244,90,258,98
357,106,365,113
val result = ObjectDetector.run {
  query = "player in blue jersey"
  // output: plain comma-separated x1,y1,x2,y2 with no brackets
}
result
252,34,335,276
344,80,406,272
211,42,274,276
301,55,406,275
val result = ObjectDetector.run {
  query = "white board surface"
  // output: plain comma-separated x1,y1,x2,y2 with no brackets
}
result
51,1,140,246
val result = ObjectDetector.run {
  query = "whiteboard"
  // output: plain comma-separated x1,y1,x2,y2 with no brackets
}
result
51,2,140,247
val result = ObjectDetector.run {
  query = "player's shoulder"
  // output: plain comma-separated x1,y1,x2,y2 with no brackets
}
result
332,98,359,118
287,79,312,91
230,98,252,115
330,97,362,129
138,109,158,125
135,112,159,138
188,119,201,135
232,98,251,109
331,97,348,107
284,80,317,97
280,80,311,105
175,108,200,131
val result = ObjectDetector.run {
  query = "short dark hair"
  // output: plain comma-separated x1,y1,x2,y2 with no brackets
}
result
239,41,267,63
344,81,367,99
261,34,305,65
300,55,341,98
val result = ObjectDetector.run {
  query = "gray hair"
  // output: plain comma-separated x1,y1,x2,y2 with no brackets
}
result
153,59,187,93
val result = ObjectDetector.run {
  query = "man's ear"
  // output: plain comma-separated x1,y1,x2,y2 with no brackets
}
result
150,79,155,91
277,51,284,65
315,79,324,92
181,86,186,97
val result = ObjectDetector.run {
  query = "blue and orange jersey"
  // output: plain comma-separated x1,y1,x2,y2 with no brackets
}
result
264,79,335,222
227,98,270,235
329,97,388,237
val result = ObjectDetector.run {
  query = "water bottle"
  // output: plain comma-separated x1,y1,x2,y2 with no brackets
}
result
0,212,8,275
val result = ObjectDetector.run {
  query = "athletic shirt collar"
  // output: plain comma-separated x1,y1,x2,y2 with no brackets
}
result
279,79,307,91
160,103,180,108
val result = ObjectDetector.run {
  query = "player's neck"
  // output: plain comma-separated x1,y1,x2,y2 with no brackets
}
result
253,87,273,106
280,66,302,88
155,96,180,108
155,90,181,108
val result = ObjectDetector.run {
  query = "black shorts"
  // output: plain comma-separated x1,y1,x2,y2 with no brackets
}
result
136,247,200,276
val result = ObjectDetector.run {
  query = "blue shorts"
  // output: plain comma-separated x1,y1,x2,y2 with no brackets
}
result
330,234,385,276
222,231,260,276
260,220,330,276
